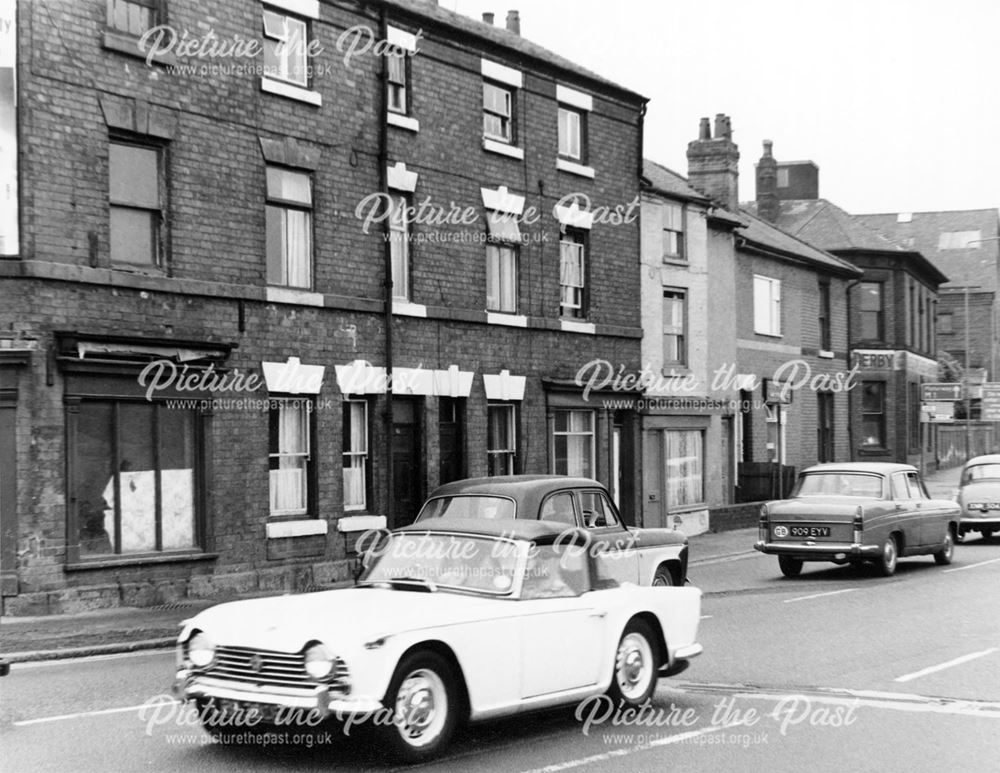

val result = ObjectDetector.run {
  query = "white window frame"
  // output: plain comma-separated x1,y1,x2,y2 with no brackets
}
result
487,403,517,475
662,288,687,366
342,399,369,511
486,242,518,313
662,201,685,261
552,409,595,478
753,274,782,336
483,81,514,144
265,166,313,289
389,193,411,301
262,7,309,88
109,139,163,268
558,105,583,161
269,397,312,517
387,53,407,114
559,230,586,318
665,429,705,509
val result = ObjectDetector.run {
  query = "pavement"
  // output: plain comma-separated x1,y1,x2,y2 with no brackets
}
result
0,465,965,665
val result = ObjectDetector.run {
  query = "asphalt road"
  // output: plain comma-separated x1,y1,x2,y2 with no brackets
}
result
2,536,999,773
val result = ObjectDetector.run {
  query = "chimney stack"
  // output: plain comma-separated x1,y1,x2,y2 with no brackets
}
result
686,114,740,212
482,12,494,24
506,10,520,35
756,140,779,222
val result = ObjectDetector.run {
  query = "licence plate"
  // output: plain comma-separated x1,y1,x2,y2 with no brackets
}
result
968,502,1000,510
788,525,831,538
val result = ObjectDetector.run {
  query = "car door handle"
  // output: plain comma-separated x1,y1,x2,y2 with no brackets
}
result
589,611,607,619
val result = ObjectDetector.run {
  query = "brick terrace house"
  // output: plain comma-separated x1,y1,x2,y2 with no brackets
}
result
683,117,861,500
638,159,742,532
747,143,948,467
0,0,647,613
856,209,1000,387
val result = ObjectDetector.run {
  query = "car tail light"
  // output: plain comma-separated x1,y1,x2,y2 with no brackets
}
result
759,503,769,542
853,506,863,543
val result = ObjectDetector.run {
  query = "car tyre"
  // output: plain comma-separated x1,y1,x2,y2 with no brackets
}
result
651,565,675,586
934,529,955,565
607,619,660,707
877,535,898,577
983,529,995,542
778,555,803,578
380,651,459,763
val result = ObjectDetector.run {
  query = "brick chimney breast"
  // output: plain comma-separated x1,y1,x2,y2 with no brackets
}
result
687,114,740,212
506,10,520,35
756,139,780,222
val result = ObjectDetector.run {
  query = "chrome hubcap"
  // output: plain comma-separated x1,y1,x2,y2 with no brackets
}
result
616,633,653,701
884,539,896,568
395,669,446,746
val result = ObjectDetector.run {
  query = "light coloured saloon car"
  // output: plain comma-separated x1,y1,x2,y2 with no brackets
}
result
956,454,1000,541
755,463,960,577
173,520,703,762
415,475,690,586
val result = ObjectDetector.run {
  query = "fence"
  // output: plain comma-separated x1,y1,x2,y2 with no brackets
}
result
736,462,797,503
935,422,1000,468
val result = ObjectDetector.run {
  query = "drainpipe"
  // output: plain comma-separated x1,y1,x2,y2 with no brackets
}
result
378,7,394,525
845,277,862,460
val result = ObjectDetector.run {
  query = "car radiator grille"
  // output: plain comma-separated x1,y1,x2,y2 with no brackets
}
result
207,646,349,692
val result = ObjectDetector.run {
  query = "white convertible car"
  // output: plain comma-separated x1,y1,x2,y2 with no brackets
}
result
173,520,703,762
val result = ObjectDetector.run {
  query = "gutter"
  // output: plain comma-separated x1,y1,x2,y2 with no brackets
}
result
378,6,394,525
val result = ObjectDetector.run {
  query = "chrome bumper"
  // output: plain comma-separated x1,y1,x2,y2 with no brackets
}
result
754,540,882,559
173,670,383,716
959,517,1000,530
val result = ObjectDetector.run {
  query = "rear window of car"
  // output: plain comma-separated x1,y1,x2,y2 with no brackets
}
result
963,464,1000,483
794,473,884,498
416,496,516,521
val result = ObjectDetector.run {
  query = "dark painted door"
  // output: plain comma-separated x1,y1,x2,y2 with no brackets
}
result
438,397,465,486
392,398,422,526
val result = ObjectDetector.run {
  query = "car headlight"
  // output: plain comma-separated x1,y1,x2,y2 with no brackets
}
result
187,631,215,669
304,643,335,680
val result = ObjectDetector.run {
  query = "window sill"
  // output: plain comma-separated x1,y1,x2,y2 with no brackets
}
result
487,312,527,327
66,551,217,571
483,138,525,160
662,257,689,267
266,286,323,306
560,319,595,334
387,112,420,132
337,514,387,533
264,0,320,18
111,263,167,277
818,349,835,359
261,77,322,106
556,158,596,179
266,519,328,539
103,30,177,66
754,331,783,339
393,300,428,317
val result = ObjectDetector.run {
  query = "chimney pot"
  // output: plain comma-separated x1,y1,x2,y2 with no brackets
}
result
699,117,711,140
756,140,779,222
506,10,520,35
483,12,494,24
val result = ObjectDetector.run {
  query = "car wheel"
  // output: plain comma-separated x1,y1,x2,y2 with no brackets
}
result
652,565,675,586
877,535,898,577
934,529,955,565
381,651,459,763
956,528,966,543
778,555,803,578
983,529,995,542
607,619,660,707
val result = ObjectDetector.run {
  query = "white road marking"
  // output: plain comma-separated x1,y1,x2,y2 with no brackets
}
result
942,556,1000,573
12,699,180,727
894,648,999,683
689,552,758,567
517,721,746,773
783,588,859,604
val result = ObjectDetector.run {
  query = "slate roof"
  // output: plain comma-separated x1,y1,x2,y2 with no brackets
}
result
744,199,948,285
382,0,645,101
854,209,1000,291
735,208,863,278
642,159,710,203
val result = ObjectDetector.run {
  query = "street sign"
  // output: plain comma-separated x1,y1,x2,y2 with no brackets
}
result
921,383,963,402
921,402,954,423
981,383,1000,421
